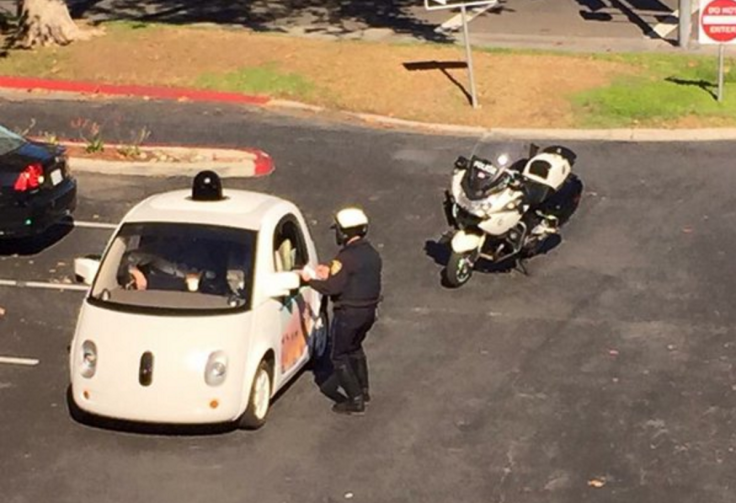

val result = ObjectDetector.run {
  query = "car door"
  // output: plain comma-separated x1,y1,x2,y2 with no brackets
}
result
271,214,317,385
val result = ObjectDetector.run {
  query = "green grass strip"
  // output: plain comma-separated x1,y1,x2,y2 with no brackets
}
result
195,63,315,99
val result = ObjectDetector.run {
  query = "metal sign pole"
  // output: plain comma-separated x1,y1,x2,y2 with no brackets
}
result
679,0,692,48
718,43,725,102
460,4,479,108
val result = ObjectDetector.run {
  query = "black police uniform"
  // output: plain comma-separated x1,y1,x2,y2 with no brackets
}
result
308,237,382,411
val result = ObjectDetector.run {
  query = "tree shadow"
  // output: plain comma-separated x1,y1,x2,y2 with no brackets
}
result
68,0,106,19
0,5,19,57
575,0,677,44
68,0,454,43
0,8,12,31
403,60,472,106
666,76,718,101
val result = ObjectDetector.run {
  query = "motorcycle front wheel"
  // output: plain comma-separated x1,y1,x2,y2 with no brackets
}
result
444,252,474,288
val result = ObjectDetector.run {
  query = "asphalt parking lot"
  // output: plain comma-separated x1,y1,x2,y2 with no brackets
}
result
0,99,735,503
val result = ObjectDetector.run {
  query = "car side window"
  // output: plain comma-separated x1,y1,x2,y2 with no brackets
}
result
273,216,309,272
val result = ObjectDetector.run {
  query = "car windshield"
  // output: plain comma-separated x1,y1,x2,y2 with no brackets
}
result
0,125,25,156
90,222,256,313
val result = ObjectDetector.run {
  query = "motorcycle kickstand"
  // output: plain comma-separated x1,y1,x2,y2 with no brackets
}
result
516,257,531,276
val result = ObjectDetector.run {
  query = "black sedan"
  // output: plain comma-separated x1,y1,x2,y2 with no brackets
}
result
0,124,77,239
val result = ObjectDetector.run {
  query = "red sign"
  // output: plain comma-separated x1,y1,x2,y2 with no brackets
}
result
701,0,736,43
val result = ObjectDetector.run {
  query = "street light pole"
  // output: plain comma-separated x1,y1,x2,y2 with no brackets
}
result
679,0,692,48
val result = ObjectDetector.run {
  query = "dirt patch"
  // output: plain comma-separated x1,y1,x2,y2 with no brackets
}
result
62,144,190,162
49,141,249,164
7,26,635,128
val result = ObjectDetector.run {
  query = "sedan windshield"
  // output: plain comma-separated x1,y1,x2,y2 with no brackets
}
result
0,125,25,156
91,222,256,313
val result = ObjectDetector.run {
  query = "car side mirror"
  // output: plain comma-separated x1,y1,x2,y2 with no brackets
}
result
74,255,101,285
264,271,301,298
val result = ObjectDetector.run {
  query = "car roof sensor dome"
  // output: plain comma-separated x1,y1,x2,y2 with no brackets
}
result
192,170,224,201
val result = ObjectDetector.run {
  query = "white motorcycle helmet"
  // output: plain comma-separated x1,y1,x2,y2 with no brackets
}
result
333,207,369,245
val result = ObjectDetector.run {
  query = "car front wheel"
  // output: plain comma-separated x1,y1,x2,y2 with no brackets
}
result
237,359,272,430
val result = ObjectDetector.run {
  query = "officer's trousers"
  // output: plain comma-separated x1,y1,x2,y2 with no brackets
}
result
330,307,376,400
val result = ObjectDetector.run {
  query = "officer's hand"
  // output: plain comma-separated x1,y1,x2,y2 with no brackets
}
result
315,264,330,279
128,266,148,290
298,269,313,283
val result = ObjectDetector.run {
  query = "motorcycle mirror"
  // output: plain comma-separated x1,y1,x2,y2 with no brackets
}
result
454,156,468,170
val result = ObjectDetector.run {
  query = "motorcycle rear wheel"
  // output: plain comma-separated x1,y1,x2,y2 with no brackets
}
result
444,252,474,288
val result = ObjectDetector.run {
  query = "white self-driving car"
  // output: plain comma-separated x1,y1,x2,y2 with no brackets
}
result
69,172,327,429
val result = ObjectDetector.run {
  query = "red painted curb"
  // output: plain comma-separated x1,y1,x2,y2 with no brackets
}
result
248,149,275,177
0,76,271,106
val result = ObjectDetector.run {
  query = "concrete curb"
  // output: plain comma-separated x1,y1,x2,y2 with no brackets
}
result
345,112,736,141
51,141,275,178
4,78,736,142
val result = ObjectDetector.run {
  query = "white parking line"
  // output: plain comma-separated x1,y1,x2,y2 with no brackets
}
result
436,1,498,32
68,220,117,230
0,356,40,366
649,2,700,39
0,279,88,291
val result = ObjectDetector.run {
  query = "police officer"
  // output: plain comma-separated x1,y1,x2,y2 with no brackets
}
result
300,207,382,415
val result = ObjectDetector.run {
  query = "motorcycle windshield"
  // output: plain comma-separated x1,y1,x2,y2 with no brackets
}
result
460,140,537,200
468,140,536,172
462,157,507,199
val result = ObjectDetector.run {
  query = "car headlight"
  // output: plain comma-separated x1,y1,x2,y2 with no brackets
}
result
204,351,228,386
80,340,98,378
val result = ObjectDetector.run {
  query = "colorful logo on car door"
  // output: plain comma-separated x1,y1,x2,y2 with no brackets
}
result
280,294,315,373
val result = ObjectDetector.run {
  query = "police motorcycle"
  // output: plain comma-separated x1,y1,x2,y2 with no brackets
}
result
442,141,582,287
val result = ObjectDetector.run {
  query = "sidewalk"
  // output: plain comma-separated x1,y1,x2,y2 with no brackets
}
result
0,14,733,140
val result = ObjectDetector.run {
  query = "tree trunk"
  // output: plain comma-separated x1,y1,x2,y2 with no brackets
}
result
16,0,98,48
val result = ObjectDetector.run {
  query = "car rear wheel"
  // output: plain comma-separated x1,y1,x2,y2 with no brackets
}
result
237,359,272,430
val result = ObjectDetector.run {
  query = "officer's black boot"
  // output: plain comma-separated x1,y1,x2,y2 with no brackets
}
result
332,363,365,415
351,355,371,403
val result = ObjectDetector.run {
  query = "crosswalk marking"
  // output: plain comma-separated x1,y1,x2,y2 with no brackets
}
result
0,356,40,366
436,1,498,32
649,2,700,39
